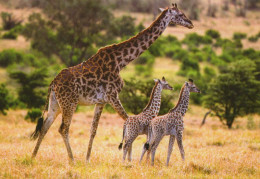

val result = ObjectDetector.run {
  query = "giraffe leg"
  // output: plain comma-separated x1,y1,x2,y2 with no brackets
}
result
140,134,151,164
127,144,133,162
139,144,147,164
32,92,60,158
150,136,163,166
86,104,104,162
58,105,77,163
166,135,175,166
122,133,137,162
176,132,185,161
109,94,128,120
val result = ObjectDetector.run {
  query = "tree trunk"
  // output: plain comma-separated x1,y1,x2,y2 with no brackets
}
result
200,110,211,127
226,116,235,129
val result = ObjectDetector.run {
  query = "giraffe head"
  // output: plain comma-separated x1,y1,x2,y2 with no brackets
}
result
154,77,173,90
185,79,200,93
160,3,194,29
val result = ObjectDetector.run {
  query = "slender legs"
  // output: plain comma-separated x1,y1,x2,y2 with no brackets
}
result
150,135,163,166
123,135,137,162
166,135,175,166
109,94,128,120
32,92,61,158
59,115,74,162
139,144,147,163
177,133,185,161
127,144,132,162
86,104,104,162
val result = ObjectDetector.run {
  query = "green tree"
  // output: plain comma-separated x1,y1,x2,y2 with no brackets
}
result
0,83,12,115
204,60,260,128
23,0,113,67
9,68,48,108
119,78,174,115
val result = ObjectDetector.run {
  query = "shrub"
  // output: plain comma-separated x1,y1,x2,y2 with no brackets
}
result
2,30,18,39
1,12,22,30
134,51,154,65
248,35,258,42
233,39,243,48
203,66,216,82
178,57,200,77
0,83,12,115
172,47,189,61
182,33,212,47
109,15,136,38
119,78,174,115
25,108,42,123
148,38,166,57
205,29,220,39
233,32,247,40
9,68,48,108
0,49,23,67
190,51,206,62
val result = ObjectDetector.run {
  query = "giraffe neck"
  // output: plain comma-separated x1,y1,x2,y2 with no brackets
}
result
170,84,190,117
142,82,163,119
98,10,171,72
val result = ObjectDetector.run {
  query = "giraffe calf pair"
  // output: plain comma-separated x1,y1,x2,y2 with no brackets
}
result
119,78,200,166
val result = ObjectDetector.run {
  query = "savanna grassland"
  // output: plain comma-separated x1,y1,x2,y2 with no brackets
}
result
0,109,260,178
0,1,260,178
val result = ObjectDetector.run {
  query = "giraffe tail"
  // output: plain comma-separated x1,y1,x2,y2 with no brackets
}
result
30,81,53,140
118,123,126,150
30,117,44,140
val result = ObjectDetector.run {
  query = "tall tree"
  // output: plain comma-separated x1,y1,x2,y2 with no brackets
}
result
23,0,113,67
203,59,260,128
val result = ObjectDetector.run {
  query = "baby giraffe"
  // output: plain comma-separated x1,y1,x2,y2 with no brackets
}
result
140,79,200,166
118,77,173,162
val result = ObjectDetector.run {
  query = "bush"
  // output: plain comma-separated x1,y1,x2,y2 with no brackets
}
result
134,51,154,65
178,57,200,77
9,68,48,108
0,49,23,67
119,78,174,115
205,29,220,39
2,30,17,39
172,47,189,61
1,12,22,30
148,38,166,57
0,83,12,115
25,108,42,123
182,33,212,47
134,51,155,76
233,32,247,40
109,15,136,38
248,35,258,42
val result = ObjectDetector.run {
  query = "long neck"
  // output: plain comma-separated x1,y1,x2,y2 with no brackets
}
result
170,85,190,117
142,82,163,119
98,10,170,72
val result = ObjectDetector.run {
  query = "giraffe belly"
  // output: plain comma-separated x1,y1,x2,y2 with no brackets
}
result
167,127,177,136
78,91,106,105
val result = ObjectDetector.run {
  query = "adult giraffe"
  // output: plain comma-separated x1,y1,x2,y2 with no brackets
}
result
31,3,194,163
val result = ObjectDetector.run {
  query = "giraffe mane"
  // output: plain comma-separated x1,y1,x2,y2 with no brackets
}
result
142,81,160,112
97,9,169,52
170,83,185,112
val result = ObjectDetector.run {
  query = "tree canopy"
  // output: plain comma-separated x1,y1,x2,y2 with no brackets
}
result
203,59,260,128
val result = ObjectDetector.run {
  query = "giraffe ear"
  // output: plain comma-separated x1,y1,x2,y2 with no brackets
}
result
162,76,166,82
159,8,165,12
185,81,189,86
154,79,158,83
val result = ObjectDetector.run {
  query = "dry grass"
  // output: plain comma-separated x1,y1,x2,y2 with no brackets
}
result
0,109,259,178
